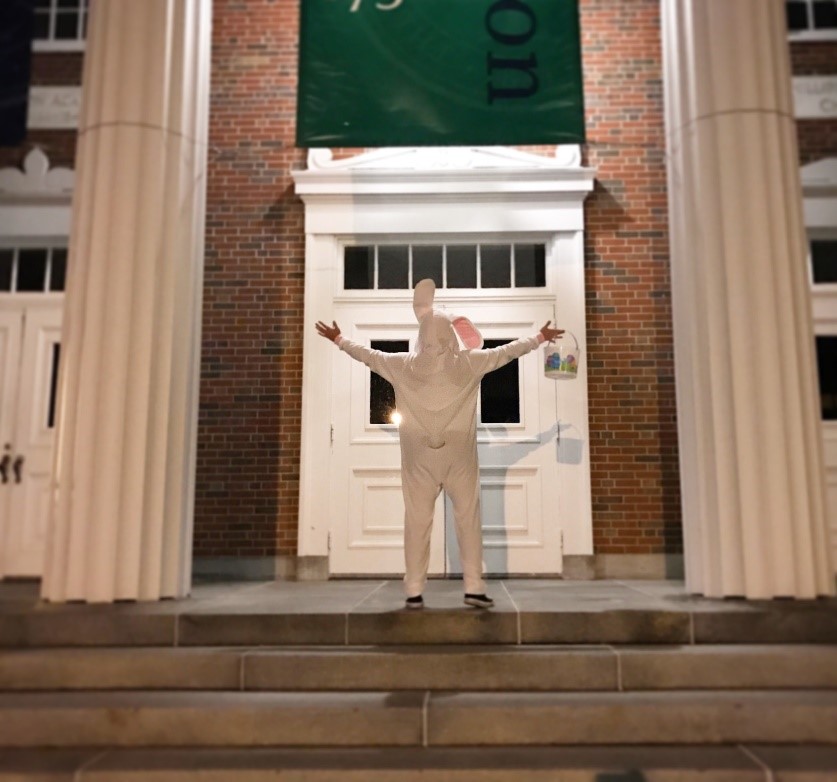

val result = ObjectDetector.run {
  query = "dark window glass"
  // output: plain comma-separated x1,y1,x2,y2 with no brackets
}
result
35,0,51,8
55,11,80,39
816,336,837,420
33,11,50,38
17,250,48,292
48,344,61,428
786,0,810,29
515,244,546,287
344,246,374,289
57,0,80,8
812,240,837,284
447,245,477,288
412,245,443,287
0,251,13,291
480,339,521,424
480,245,511,288
378,245,409,289
50,249,68,291
813,0,837,27
370,340,408,424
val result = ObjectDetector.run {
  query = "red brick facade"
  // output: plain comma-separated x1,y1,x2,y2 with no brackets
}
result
3,3,835,569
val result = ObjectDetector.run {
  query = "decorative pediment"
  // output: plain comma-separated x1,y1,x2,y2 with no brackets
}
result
0,147,74,201
307,145,583,171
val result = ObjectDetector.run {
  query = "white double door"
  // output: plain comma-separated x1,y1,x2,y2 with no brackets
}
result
329,299,562,577
0,301,62,578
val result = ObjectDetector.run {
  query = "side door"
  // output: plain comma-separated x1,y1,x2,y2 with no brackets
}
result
443,300,563,576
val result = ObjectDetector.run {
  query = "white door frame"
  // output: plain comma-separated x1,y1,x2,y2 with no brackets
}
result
293,146,596,569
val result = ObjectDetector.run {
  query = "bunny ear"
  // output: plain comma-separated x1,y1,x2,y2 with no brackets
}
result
413,278,435,322
452,316,483,350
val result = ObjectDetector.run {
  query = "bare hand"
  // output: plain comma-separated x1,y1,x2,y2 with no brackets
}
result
540,320,565,343
315,320,341,342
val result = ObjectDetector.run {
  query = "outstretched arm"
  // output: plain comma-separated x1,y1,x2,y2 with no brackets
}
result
468,321,565,377
314,320,401,383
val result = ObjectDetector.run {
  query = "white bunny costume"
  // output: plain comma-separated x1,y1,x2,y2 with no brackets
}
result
335,280,545,597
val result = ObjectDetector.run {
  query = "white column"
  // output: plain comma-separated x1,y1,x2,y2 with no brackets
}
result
661,0,833,598
42,0,211,602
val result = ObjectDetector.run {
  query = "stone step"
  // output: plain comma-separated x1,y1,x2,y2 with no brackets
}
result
2,644,837,692
1,690,835,748
3,603,837,647
2,745,837,781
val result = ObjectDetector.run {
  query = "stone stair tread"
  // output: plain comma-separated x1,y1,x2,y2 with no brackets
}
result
2,745,837,781
1,689,836,748
2,644,836,692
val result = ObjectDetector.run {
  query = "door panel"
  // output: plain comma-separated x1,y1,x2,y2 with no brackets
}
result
330,310,445,575
0,309,23,578
3,305,62,577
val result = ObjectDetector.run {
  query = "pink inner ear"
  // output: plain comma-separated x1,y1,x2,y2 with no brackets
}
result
452,316,483,349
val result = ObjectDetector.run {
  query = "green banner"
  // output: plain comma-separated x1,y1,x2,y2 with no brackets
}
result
296,0,585,147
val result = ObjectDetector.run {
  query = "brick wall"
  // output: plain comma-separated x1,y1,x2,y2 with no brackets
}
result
194,0,306,559
578,0,681,555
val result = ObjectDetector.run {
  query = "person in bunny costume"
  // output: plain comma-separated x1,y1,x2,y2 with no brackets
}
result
316,279,563,609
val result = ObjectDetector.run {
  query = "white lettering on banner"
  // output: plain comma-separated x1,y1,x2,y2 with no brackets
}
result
27,87,82,130
793,76,837,119
344,0,404,12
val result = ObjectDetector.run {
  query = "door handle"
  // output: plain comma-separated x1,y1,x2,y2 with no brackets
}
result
12,456,23,484
0,455,8,484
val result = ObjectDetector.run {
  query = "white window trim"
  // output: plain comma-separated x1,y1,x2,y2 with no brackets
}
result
32,40,86,53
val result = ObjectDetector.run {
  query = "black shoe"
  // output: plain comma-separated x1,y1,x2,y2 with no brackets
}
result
464,593,494,609
405,595,424,610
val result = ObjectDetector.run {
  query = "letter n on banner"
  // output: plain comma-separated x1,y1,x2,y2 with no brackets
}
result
0,0,35,147
296,0,585,147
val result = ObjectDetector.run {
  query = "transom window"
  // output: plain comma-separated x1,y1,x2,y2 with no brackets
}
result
344,243,546,291
786,0,837,32
33,0,88,44
0,248,67,293
811,240,837,284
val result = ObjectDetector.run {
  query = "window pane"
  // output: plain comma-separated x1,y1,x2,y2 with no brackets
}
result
378,245,409,289
786,0,810,29
412,245,443,287
816,336,837,420
812,240,837,284
813,0,837,27
50,249,68,291
58,0,80,8
344,246,374,289
35,0,51,8
33,11,50,38
47,344,61,428
370,340,408,424
515,244,546,287
480,339,521,423
17,250,48,292
480,245,511,288
447,245,477,288
0,251,13,291
55,11,79,39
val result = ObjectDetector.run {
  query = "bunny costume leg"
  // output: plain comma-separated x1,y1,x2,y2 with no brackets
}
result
401,455,442,598
443,449,485,595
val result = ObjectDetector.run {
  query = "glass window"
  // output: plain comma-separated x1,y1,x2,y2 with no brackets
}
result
49,249,68,291
377,245,409,289
0,251,13,292
47,344,61,428
480,339,521,424
17,250,48,292
813,0,837,28
816,336,837,420
34,0,88,43
480,245,511,288
412,245,443,287
811,240,837,284
515,244,546,287
344,246,375,290
369,340,408,424
787,0,811,29
446,245,477,288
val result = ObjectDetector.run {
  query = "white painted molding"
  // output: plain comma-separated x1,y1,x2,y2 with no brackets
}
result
28,87,82,130
793,77,837,119
0,148,74,200
802,157,837,192
306,145,583,171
